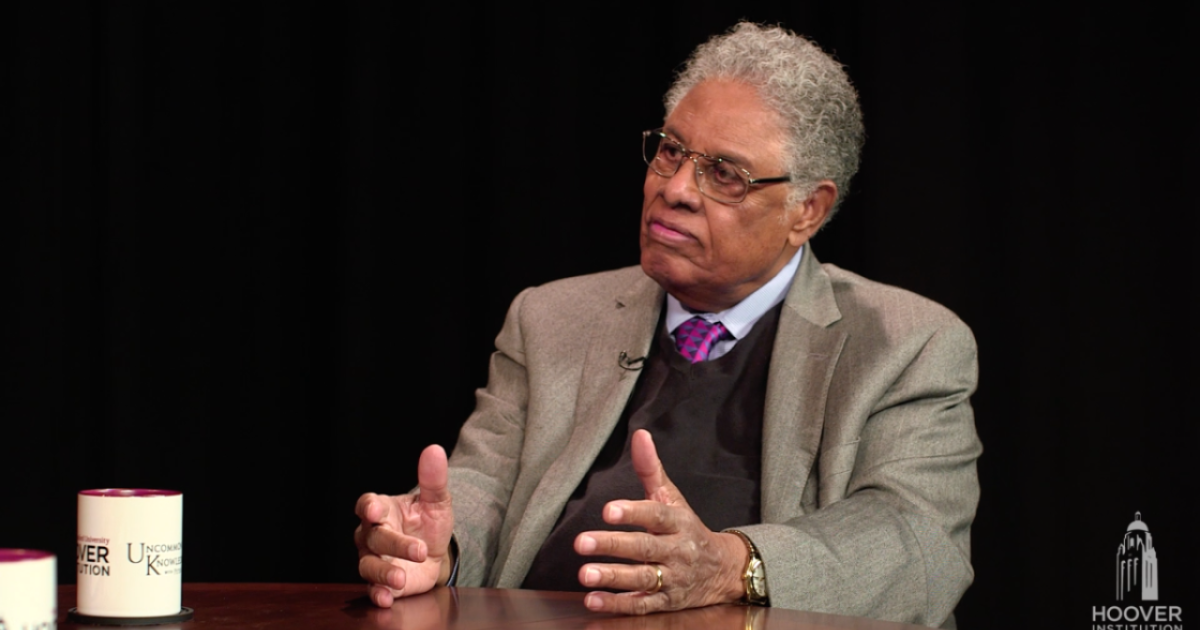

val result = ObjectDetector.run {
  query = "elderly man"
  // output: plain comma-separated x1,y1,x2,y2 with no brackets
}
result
355,22,980,627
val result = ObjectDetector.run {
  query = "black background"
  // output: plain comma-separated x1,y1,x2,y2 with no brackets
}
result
5,2,1197,628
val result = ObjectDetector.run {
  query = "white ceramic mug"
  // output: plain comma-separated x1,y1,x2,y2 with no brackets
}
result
76,489,183,618
0,549,57,630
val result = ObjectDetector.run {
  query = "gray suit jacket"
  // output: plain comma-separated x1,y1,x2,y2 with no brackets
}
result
444,248,981,628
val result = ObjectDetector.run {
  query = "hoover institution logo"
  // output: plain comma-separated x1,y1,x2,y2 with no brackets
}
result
1117,512,1158,602
1092,512,1183,630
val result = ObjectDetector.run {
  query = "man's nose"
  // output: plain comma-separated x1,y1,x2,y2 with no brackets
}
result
661,159,703,211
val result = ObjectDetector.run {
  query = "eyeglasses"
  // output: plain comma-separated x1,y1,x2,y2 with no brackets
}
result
642,128,791,204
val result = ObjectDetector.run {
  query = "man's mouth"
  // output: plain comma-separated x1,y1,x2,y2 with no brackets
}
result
647,219,694,243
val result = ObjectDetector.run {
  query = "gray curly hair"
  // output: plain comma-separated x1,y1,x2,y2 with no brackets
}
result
665,22,864,220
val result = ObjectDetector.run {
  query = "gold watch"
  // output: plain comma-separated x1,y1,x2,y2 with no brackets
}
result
727,529,770,606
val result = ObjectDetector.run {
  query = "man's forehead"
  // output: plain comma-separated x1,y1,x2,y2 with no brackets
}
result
663,80,786,173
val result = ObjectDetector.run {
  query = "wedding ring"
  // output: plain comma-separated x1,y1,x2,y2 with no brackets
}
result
645,565,664,595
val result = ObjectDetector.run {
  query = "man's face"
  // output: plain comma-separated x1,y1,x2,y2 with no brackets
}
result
640,79,819,312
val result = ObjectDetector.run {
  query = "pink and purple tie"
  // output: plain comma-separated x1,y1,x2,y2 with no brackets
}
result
674,317,729,363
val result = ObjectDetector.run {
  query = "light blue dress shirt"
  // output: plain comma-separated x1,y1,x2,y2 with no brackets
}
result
664,246,804,361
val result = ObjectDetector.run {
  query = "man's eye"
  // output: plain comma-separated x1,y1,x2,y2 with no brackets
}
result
711,161,743,186
659,142,683,161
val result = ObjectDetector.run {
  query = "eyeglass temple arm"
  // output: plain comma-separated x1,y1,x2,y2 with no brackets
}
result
748,175,791,185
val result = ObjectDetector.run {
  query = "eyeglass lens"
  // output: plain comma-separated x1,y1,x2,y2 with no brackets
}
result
643,132,749,203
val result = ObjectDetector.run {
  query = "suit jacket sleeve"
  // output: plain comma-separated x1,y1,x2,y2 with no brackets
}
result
741,311,980,628
442,287,535,587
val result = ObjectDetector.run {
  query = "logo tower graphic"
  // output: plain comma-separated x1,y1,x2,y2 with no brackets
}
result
1117,511,1158,601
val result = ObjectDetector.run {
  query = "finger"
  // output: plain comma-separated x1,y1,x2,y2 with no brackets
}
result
362,524,429,562
354,524,367,551
368,583,397,608
578,562,663,593
599,499,680,533
584,590,669,615
630,430,681,505
355,492,390,525
358,554,407,592
575,530,662,562
417,444,451,507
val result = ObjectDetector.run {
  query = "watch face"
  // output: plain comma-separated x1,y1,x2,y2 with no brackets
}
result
750,571,766,595
748,558,768,598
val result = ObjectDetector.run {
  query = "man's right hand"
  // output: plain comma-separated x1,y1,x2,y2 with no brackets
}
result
355,444,455,607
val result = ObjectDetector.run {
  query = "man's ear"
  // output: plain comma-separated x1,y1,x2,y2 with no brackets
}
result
786,180,838,247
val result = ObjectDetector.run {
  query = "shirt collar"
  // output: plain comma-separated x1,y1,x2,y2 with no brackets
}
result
665,246,804,339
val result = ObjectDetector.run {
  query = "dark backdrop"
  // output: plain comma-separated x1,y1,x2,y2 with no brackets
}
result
6,2,1197,628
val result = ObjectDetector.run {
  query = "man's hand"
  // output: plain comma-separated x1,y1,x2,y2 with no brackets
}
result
574,430,749,614
355,444,455,607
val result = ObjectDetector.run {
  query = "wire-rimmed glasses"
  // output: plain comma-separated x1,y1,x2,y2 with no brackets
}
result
642,128,791,204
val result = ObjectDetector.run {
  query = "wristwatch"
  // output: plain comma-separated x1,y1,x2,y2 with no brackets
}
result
727,529,770,606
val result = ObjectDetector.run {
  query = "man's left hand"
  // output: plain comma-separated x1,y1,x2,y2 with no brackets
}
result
574,429,749,615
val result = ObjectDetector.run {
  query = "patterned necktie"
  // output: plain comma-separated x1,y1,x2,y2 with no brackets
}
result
674,317,729,363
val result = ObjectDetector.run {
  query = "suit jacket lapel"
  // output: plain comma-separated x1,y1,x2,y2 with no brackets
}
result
761,248,846,523
494,271,663,587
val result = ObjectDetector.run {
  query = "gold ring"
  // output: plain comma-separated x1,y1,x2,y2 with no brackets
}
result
645,565,663,595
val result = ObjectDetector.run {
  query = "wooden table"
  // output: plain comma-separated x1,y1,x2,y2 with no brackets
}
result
57,583,927,630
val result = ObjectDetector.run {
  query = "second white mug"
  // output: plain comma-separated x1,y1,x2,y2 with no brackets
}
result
0,549,56,630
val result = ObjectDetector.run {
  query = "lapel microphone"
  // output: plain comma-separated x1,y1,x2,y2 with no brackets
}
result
618,351,646,371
